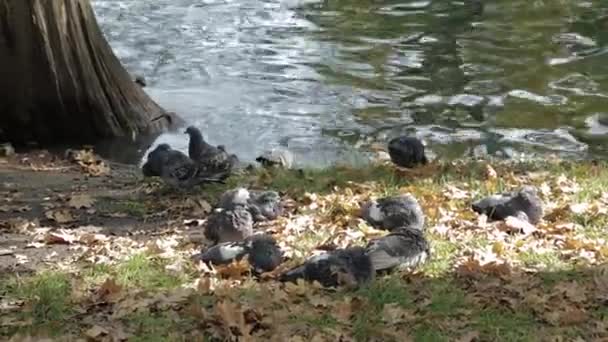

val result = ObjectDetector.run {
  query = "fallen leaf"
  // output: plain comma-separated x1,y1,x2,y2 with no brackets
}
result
503,215,537,235
215,300,251,339
45,209,75,224
97,278,123,303
484,164,497,180
68,194,95,209
44,229,79,244
457,330,480,342
85,325,108,339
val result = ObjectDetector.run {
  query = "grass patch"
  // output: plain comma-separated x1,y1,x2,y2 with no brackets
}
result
116,254,189,290
421,238,459,276
413,323,449,342
518,250,569,270
97,198,148,217
473,309,538,341
0,272,73,336
351,277,413,341
424,282,467,317
123,312,198,342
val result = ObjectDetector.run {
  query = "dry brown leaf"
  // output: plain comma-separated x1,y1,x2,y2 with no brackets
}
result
215,258,251,279
45,209,75,223
97,278,123,303
85,325,108,340
215,300,252,339
503,215,537,235
44,229,78,244
68,194,95,209
484,164,497,180
457,330,480,342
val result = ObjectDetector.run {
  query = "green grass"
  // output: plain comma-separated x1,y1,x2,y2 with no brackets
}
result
124,312,199,342
473,309,538,341
97,198,148,217
116,254,190,290
0,272,73,336
424,282,467,317
518,250,569,270
421,238,459,276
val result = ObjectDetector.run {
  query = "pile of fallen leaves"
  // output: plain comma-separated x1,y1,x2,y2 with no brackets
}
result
65,148,110,177
2,159,608,341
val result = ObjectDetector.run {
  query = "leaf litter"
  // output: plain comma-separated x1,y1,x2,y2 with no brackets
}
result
1,154,608,341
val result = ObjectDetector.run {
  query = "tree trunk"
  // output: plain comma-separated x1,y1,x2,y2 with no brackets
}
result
0,0,181,146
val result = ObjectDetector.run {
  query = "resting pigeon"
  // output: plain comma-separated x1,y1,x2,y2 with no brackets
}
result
185,126,239,176
388,136,428,168
472,186,543,224
255,148,294,169
141,144,226,187
365,227,429,273
204,206,254,244
361,194,425,231
199,234,283,273
218,188,283,222
279,246,374,288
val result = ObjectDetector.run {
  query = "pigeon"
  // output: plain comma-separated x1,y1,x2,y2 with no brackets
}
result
472,186,543,224
204,206,254,244
279,246,374,288
361,194,425,231
141,143,170,177
365,227,430,273
218,187,251,210
256,148,295,169
198,234,283,273
388,136,428,168
218,188,283,222
248,190,283,222
141,143,226,187
185,126,238,176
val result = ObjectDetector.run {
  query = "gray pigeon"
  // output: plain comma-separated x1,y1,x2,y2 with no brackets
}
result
365,227,429,273
361,194,425,231
218,188,283,222
248,190,283,222
204,206,254,244
388,136,428,168
198,234,283,273
255,148,294,169
279,246,374,288
472,186,543,224
141,143,226,187
185,126,238,177
142,143,170,177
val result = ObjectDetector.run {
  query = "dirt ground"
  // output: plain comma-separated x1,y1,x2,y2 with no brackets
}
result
0,150,213,274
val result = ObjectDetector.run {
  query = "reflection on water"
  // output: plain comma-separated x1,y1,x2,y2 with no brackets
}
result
91,0,608,166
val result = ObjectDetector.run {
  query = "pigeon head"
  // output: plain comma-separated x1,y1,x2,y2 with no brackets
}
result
155,143,171,151
184,126,203,139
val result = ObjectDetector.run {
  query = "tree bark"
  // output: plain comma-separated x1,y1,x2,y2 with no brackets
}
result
0,0,181,146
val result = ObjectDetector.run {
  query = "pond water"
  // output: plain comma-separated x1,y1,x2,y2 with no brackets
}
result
92,0,608,167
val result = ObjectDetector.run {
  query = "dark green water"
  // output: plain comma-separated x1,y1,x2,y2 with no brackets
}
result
93,0,608,166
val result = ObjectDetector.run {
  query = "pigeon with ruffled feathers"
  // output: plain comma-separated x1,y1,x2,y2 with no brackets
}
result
472,186,543,224
388,136,428,168
365,227,430,273
361,194,425,231
279,246,374,288
198,234,283,273
218,188,283,222
141,143,226,187
204,206,254,244
185,126,239,177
